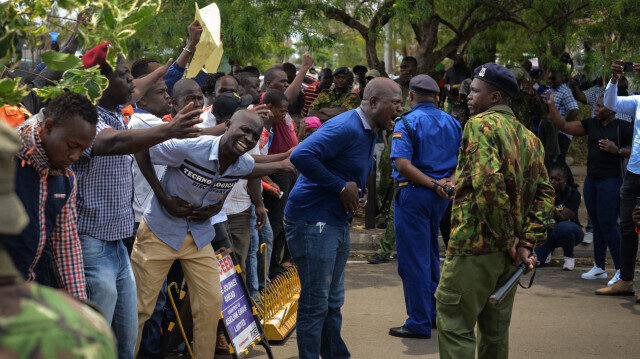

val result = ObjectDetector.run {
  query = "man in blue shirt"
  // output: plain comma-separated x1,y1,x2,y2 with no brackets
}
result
131,110,294,358
388,75,462,339
596,60,640,300
285,77,403,359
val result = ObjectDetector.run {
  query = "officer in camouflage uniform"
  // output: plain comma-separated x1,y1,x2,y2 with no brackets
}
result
308,66,361,122
436,63,554,359
0,122,117,359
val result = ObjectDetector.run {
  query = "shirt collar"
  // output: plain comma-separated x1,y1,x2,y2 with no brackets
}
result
133,108,151,115
209,136,244,176
355,107,372,131
411,102,436,111
17,120,64,176
209,136,221,162
486,104,515,117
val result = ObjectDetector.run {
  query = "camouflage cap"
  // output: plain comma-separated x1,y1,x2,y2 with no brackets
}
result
0,122,28,235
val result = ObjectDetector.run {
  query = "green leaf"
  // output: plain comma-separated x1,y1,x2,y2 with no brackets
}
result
85,81,102,103
122,5,156,27
41,51,83,71
103,5,116,29
0,78,29,106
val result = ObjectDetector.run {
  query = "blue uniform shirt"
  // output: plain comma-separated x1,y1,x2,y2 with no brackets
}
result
391,102,462,181
285,108,376,226
144,136,255,250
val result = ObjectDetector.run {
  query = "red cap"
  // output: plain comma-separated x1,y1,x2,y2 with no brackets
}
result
82,42,110,69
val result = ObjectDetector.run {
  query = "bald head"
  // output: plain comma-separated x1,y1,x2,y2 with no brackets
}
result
229,109,262,129
221,110,264,157
362,77,401,101
172,78,204,113
361,77,403,132
215,76,239,97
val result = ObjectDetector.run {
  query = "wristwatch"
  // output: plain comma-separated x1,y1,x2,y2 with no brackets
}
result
618,148,623,156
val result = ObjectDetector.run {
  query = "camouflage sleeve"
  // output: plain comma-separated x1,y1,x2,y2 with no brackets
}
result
466,116,514,242
519,146,555,249
309,91,328,110
342,93,362,110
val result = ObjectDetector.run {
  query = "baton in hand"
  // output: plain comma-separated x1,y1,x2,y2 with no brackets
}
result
489,263,527,305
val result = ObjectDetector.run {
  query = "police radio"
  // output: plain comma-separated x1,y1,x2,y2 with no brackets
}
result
432,180,456,197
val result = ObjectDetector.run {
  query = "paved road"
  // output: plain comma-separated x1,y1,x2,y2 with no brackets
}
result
244,260,640,359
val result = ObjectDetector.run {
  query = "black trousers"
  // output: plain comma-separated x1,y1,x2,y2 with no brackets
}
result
263,172,297,274
619,172,640,281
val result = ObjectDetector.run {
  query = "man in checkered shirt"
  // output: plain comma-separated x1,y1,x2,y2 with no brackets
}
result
548,70,579,163
5,92,96,300
71,53,206,359
571,76,635,122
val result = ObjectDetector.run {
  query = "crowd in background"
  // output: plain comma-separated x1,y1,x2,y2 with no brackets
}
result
3,16,640,359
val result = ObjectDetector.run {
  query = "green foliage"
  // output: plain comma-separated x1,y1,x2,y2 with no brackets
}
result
1,0,160,106
0,78,29,105
35,66,107,104
41,51,83,71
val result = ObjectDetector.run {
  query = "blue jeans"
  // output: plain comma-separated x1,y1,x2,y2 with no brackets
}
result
535,221,584,260
284,216,351,359
583,176,622,269
80,235,138,359
246,206,274,299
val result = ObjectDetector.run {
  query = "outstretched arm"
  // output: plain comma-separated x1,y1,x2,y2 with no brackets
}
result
92,103,202,156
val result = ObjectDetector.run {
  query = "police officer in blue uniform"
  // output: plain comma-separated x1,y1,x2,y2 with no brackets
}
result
388,75,463,339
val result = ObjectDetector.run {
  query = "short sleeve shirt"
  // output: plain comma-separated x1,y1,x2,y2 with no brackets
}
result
390,102,462,181
144,136,254,250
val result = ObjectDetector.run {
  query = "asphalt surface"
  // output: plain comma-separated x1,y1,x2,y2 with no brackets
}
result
240,259,640,359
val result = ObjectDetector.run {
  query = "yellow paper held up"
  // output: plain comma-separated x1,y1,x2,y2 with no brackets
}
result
187,2,224,78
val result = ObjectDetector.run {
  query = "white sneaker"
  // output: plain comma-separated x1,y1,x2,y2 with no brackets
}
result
607,269,621,286
563,257,575,271
582,232,593,244
545,253,552,264
581,264,607,279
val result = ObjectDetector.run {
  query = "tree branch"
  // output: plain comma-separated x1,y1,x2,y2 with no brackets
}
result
370,0,397,31
535,3,589,34
323,5,370,37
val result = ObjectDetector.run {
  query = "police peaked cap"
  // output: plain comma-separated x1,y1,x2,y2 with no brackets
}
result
409,74,440,95
473,63,519,98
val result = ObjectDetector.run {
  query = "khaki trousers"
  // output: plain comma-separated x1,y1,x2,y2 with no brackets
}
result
436,252,518,359
131,220,221,359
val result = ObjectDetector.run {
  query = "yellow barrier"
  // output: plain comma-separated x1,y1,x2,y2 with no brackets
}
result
253,265,300,341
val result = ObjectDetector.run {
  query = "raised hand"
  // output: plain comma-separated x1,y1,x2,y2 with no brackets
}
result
163,102,203,139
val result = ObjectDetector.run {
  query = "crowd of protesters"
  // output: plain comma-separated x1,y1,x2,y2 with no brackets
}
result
3,15,640,359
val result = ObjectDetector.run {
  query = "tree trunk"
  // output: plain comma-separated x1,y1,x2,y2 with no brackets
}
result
413,15,441,75
364,33,387,77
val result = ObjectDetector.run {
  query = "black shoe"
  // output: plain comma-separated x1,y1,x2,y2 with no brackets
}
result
367,253,389,264
388,325,431,339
